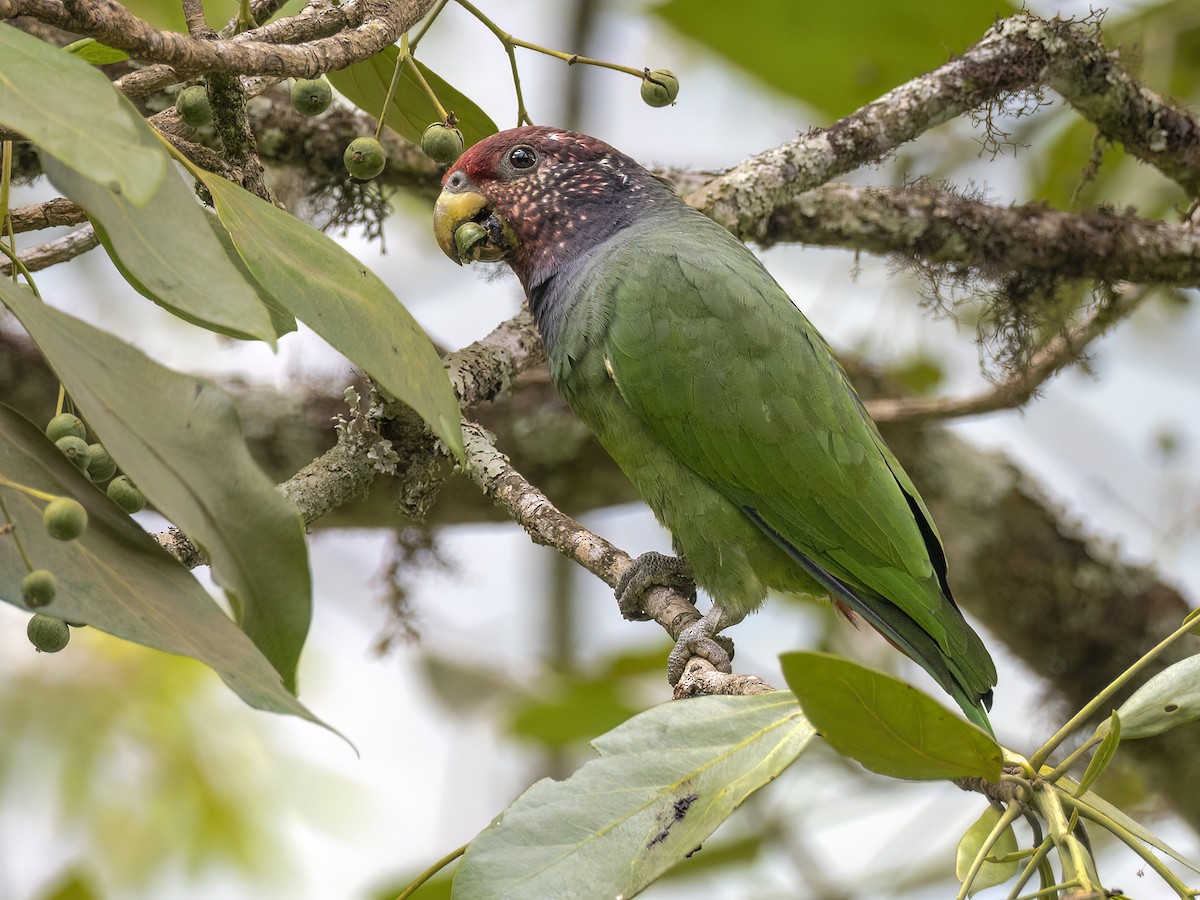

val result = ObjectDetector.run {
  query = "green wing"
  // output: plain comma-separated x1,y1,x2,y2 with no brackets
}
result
596,210,996,714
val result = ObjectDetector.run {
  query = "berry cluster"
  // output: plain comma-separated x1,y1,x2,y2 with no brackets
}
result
6,412,150,654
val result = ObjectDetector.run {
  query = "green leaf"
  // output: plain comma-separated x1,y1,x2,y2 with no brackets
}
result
0,404,328,728
955,806,1019,895
1058,777,1200,876
1075,711,1121,796
1116,654,1200,739
38,871,100,900
62,38,130,66
780,651,1002,780
191,167,464,460
508,678,640,748
0,25,166,206
0,285,312,694
328,50,497,148
41,155,279,343
452,693,813,899
653,0,1018,117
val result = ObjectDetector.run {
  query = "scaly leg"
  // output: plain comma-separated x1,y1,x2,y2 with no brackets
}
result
614,551,695,621
666,602,741,685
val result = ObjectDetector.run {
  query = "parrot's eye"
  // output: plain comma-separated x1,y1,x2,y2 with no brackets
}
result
508,146,537,169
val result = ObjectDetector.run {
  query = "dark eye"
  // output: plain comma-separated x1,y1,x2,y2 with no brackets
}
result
509,146,536,169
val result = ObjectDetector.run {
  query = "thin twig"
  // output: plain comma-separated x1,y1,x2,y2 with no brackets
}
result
0,225,99,277
866,287,1147,424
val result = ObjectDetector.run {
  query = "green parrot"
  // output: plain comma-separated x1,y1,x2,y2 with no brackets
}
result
433,126,997,731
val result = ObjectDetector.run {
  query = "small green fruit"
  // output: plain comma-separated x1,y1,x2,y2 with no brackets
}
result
291,78,332,117
107,475,147,513
22,570,57,608
421,123,465,166
454,221,489,263
176,85,213,127
46,413,86,442
55,436,91,471
344,136,387,180
44,497,88,541
85,444,117,482
640,69,679,108
27,614,70,653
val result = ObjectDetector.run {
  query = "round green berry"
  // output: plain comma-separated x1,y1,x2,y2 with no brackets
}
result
421,123,465,166
46,413,86,442
640,69,680,108
55,436,91,471
107,475,147,514
22,569,57,608
175,85,213,127
85,444,117,482
454,221,489,263
343,136,387,180
27,614,70,653
44,497,88,541
291,78,332,117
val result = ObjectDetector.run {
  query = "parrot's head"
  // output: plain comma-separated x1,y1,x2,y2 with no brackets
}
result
433,126,664,288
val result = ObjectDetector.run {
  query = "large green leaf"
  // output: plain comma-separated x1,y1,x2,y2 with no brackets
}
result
0,24,166,205
192,167,464,460
452,693,813,899
0,403,327,727
328,51,497,147
781,651,1001,781
653,0,1018,117
0,285,312,693
1116,654,1200,739
955,806,1019,895
42,155,279,343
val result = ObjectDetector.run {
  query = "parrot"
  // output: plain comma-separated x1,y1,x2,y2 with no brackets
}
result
432,126,997,732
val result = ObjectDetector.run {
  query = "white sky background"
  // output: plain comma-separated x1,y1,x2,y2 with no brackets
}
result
2,0,1199,897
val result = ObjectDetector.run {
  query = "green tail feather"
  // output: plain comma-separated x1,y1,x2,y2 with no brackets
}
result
745,508,995,734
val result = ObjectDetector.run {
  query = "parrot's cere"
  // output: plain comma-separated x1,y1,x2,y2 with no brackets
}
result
433,126,998,731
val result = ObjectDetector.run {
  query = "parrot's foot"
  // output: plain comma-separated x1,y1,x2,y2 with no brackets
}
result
666,614,737,686
614,552,695,622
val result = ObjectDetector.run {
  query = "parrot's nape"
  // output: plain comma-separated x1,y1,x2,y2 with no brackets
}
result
433,126,998,734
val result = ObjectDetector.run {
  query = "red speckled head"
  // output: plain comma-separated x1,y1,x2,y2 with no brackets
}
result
441,126,665,287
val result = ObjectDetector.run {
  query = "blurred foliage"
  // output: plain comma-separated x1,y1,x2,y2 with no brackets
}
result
0,627,291,893
40,874,100,900
886,353,946,395
653,0,1017,117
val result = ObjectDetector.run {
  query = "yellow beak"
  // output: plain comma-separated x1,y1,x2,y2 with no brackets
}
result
433,188,512,266
433,189,487,265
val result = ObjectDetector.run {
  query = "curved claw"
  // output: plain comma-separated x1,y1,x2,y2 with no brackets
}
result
614,551,695,622
666,619,736,685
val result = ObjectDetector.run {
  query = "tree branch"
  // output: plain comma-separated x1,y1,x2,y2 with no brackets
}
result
0,224,99,275
685,14,1200,239
8,198,88,233
459,419,773,696
761,183,1200,288
865,285,1147,424
0,0,437,78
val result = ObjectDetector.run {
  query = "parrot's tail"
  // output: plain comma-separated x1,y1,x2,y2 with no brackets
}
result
744,508,996,737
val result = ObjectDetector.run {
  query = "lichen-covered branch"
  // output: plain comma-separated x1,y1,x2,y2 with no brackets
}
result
0,0,437,78
761,183,1200,288
8,198,88,233
0,224,99,276
865,285,1146,424
150,310,548,561
460,419,773,697
685,14,1200,239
